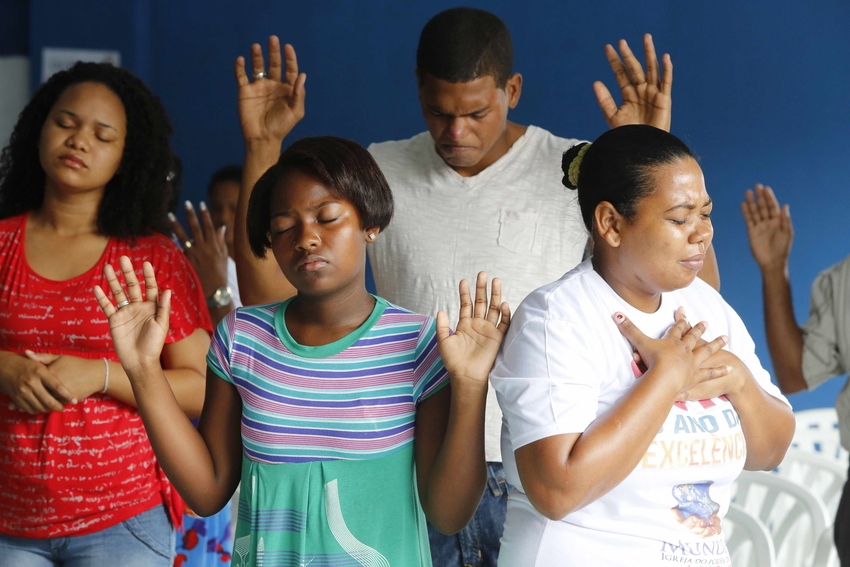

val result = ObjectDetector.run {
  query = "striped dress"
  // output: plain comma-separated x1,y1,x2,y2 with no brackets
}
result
207,296,448,567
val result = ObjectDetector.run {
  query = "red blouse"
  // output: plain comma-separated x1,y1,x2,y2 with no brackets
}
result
0,213,212,538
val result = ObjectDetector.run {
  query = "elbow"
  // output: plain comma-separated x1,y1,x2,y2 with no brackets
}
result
525,486,581,521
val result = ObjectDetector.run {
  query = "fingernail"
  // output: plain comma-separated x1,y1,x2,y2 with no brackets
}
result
167,212,176,221
221,226,227,235
725,366,732,373
614,312,625,323
184,200,193,210
199,201,207,211
71,398,78,405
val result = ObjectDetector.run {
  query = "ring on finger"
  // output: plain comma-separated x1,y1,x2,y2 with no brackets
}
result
183,240,193,250
253,71,266,80
116,300,131,309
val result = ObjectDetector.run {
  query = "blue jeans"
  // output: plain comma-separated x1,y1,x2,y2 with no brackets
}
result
0,505,174,567
428,462,511,567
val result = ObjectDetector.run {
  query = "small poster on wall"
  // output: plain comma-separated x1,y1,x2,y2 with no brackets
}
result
41,48,121,83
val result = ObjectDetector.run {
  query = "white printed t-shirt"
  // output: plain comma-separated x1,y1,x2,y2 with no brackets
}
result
491,260,790,567
368,126,588,461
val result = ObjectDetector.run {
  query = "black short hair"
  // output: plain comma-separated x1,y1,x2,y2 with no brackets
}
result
247,136,394,258
562,125,696,232
417,7,513,88
207,164,243,196
0,61,174,237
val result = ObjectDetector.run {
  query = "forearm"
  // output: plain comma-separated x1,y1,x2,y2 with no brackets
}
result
235,140,296,305
423,382,488,534
760,265,807,393
124,363,233,514
728,375,795,470
104,362,206,417
519,369,680,520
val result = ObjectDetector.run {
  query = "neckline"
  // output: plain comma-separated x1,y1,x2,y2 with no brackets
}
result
585,259,672,318
274,295,388,358
20,211,113,284
429,125,537,186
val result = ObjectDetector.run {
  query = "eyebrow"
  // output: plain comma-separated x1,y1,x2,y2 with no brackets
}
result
429,105,490,117
57,110,118,132
665,197,712,213
269,200,340,219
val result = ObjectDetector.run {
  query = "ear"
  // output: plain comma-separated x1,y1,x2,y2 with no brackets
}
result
364,227,381,243
594,201,625,248
505,73,522,109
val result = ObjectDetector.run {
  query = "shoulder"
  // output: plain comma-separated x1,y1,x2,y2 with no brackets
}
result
378,299,435,328
513,260,601,324
0,213,26,240
524,125,586,158
813,254,850,289
368,132,432,167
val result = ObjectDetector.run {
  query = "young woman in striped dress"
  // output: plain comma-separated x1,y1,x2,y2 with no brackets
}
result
94,135,511,567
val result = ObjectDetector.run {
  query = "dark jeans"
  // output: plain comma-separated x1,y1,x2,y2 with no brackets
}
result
836,466,850,565
428,462,511,567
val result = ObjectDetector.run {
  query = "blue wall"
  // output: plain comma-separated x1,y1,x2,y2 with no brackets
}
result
27,0,850,410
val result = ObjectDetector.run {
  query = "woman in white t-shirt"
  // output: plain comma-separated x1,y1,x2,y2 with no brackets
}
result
491,125,794,567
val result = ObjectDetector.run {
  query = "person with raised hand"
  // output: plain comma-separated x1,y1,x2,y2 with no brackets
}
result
95,136,510,567
490,125,793,566
0,62,210,565
742,183,850,562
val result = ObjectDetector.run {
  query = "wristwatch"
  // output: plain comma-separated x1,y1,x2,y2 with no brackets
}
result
207,286,233,309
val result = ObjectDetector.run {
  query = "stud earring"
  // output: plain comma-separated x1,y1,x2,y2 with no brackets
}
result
368,233,376,240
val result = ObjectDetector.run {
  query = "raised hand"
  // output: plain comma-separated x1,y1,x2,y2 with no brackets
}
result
169,201,229,298
741,184,793,272
594,34,672,132
436,272,511,385
614,311,729,395
235,36,306,143
93,257,171,373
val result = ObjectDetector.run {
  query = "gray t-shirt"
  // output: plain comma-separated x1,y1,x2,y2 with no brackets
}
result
802,254,850,450
368,126,588,461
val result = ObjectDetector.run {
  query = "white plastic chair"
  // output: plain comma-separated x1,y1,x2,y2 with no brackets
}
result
774,448,847,516
733,470,831,567
812,526,840,567
792,408,849,463
725,501,776,567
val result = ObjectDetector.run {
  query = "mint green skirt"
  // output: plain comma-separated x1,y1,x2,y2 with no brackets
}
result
230,445,432,567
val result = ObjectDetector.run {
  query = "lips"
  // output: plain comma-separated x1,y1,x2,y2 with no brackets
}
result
297,254,328,272
59,154,86,169
680,253,705,271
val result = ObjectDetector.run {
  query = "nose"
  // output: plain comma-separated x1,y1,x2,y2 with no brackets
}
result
66,128,91,152
690,217,713,252
447,117,465,141
294,222,320,250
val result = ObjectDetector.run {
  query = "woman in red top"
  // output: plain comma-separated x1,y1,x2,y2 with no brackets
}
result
0,62,211,566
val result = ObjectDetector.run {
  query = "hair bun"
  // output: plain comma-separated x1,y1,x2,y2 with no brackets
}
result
561,142,590,190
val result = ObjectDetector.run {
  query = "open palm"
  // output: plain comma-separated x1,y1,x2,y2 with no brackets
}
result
436,273,511,385
741,184,793,270
93,257,171,373
236,37,306,143
594,34,672,132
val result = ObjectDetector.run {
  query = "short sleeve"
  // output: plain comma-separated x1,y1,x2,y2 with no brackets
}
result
143,236,213,343
801,263,848,388
491,317,601,451
412,317,449,404
207,309,237,383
